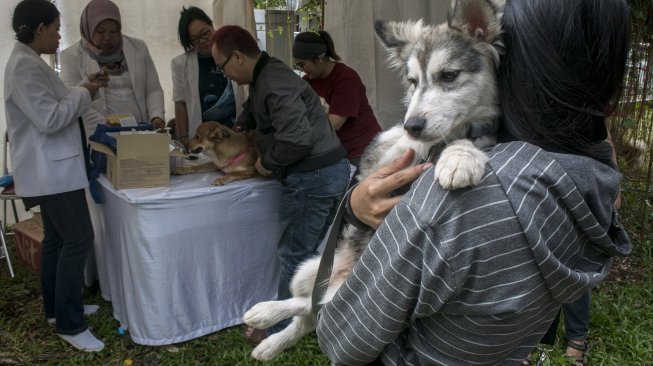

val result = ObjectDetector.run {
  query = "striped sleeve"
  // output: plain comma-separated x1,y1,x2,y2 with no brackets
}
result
316,175,459,365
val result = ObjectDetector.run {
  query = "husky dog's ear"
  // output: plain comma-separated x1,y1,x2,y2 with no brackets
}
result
375,19,424,66
448,0,500,43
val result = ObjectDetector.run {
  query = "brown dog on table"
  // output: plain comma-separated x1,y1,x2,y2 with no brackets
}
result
172,121,260,185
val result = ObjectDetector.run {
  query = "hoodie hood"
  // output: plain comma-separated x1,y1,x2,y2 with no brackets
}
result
488,142,631,303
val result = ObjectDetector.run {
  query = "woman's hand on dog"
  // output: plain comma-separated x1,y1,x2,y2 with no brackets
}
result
351,149,433,230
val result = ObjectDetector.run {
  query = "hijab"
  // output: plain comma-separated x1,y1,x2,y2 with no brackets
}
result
79,0,124,64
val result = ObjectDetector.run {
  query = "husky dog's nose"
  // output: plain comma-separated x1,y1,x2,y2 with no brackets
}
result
404,117,426,138
191,146,203,154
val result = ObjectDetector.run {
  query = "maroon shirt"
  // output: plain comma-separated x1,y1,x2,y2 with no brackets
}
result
305,63,382,160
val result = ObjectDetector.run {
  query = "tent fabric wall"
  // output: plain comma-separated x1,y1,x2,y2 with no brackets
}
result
212,0,257,38
324,0,450,129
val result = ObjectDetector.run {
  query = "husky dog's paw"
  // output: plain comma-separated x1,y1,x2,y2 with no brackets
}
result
251,334,284,361
434,139,488,189
243,301,288,329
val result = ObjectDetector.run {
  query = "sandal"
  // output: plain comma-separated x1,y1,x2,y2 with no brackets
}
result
565,339,589,366
243,326,268,346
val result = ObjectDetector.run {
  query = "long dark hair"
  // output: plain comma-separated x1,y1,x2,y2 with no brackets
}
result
178,6,213,52
294,30,341,61
12,0,60,44
498,0,631,160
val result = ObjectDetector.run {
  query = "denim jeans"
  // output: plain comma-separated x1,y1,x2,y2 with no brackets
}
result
540,291,590,345
268,158,350,333
37,189,94,335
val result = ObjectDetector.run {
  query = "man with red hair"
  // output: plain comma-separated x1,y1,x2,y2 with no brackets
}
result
210,25,350,340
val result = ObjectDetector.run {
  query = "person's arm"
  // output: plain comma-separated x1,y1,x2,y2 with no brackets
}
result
316,189,456,365
349,148,433,229
258,91,313,172
234,98,256,132
324,71,363,131
174,102,190,139
141,42,165,128
328,113,347,131
10,62,92,134
59,45,106,130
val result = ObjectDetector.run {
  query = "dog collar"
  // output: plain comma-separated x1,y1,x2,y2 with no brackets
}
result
223,145,256,169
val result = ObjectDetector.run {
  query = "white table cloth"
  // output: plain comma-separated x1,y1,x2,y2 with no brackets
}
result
91,173,282,345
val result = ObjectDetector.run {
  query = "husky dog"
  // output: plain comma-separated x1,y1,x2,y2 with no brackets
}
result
243,0,503,360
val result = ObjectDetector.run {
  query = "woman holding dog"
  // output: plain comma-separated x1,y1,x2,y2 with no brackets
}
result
171,6,248,139
59,0,165,138
292,31,382,170
5,0,108,352
315,0,632,365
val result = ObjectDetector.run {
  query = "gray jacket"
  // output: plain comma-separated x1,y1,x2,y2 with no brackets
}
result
236,53,346,178
317,141,631,365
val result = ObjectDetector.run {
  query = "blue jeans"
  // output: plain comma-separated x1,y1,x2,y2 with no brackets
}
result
37,189,94,335
268,158,350,333
540,291,590,344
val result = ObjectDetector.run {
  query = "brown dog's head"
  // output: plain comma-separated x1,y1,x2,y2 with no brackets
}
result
186,121,236,154
185,122,256,169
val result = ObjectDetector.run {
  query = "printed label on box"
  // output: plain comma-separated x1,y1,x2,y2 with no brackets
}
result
14,218,44,273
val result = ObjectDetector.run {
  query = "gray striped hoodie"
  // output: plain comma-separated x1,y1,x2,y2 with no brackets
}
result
316,141,631,365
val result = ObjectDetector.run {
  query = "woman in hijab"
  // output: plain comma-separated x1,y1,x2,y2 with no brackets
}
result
60,0,165,137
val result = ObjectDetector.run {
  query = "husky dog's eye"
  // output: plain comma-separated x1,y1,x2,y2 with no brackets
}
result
439,70,460,82
407,77,418,86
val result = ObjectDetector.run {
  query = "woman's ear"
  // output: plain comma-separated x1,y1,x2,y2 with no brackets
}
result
35,23,46,36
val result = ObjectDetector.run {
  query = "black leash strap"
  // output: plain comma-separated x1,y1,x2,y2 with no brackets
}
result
311,193,347,315
78,117,91,179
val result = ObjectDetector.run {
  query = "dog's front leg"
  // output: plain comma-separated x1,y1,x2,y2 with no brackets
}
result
172,162,217,175
213,170,259,185
434,139,488,189
243,297,312,329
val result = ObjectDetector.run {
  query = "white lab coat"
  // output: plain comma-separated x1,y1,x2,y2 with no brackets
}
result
171,50,247,136
3,42,91,197
60,35,165,138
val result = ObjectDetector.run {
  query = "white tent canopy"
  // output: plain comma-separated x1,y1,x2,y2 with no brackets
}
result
0,0,448,223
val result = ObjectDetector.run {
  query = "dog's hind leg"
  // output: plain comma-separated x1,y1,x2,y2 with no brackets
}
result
251,314,317,361
243,297,312,329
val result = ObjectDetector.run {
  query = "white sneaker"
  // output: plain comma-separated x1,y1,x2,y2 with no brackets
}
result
47,304,100,325
57,329,105,352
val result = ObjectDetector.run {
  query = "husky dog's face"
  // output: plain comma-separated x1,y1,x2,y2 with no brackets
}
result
375,0,502,144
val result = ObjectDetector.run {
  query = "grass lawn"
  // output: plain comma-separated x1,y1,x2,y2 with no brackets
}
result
1,192,651,365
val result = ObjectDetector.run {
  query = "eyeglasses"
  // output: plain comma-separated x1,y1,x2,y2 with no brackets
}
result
189,28,211,47
293,61,305,71
217,51,235,73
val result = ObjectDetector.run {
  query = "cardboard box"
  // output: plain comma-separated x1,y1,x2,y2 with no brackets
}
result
90,133,172,189
14,218,43,273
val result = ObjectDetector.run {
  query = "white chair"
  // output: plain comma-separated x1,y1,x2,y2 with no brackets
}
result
1,132,17,277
